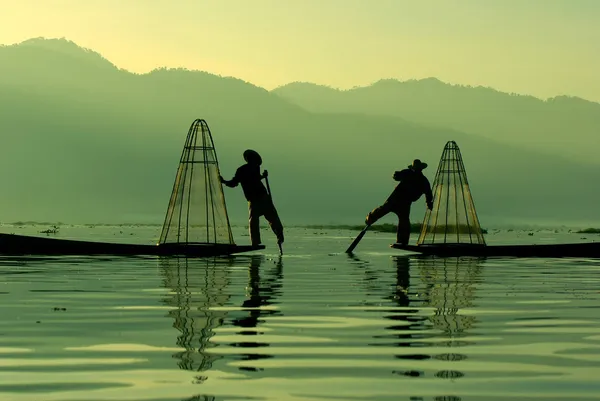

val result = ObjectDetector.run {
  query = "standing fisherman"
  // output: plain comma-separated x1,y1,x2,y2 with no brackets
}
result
220,149,284,251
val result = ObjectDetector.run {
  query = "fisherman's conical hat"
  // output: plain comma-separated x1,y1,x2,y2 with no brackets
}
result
243,149,262,166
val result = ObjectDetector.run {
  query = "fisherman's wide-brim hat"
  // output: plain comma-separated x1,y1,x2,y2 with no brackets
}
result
408,159,428,170
243,149,262,165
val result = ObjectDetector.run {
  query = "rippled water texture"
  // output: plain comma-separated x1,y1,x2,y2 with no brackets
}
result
1,225,600,400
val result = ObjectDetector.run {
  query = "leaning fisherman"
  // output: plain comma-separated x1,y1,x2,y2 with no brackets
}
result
365,159,433,245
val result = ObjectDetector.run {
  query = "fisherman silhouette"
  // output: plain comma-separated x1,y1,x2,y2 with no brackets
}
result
220,149,284,248
365,159,433,245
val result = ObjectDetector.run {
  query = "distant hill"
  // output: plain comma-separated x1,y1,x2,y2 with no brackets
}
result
0,38,599,228
273,79,600,164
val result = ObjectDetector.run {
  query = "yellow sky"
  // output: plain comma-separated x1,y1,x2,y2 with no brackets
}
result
1,0,599,101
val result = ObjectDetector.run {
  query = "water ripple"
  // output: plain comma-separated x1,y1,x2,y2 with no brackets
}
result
0,228,599,400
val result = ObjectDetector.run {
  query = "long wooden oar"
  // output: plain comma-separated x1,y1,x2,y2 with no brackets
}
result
346,224,371,253
264,172,283,255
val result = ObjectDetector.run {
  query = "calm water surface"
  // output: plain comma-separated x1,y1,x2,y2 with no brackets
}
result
1,225,600,401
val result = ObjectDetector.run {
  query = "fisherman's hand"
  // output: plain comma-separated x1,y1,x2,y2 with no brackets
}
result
427,201,434,210
219,175,224,183
262,170,268,178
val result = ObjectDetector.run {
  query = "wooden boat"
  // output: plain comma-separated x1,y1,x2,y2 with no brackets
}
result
391,242,600,258
0,119,265,257
0,233,264,257
389,141,600,259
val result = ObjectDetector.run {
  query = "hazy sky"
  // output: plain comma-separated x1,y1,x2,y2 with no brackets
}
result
1,0,599,101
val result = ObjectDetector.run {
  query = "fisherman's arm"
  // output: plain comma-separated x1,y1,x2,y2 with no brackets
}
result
219,173,239,187
424,179,434,210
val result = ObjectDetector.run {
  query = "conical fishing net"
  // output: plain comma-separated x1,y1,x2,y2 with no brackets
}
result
417,141,486,246
159,119,234,245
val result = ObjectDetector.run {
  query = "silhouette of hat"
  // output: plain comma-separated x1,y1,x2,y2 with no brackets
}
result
409,159,428,170
243,149,262,165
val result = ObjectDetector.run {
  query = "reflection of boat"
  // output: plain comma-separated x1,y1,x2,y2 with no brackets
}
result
159,256,234,371
0,119,264,256
392,141,600,258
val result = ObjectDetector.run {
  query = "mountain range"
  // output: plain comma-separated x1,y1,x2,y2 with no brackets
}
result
0,37,599,228
273,79,600,164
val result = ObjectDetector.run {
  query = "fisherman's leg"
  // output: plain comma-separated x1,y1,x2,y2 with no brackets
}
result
366,202,392,225
395,203,412,245
248,201,262,246
263,201,284,244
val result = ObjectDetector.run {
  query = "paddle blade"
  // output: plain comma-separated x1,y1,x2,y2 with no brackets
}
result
346,225,370,253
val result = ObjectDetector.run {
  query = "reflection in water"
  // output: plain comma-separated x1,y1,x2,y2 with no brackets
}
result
347,253,388,298
418,257,483,388
418,257,483,340
371,257,430,373
159,256,235,372
229,255,284,372
376,256,484,399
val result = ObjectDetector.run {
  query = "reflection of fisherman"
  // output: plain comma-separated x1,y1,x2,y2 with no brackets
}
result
220,149,284,247
230,255,284,372
366,159,434,245
232,255,283,327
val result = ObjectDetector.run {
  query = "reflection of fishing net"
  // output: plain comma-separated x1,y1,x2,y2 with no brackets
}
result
418,257,483,336
160,257,233,372
159,119,234,245
417,141,485,246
